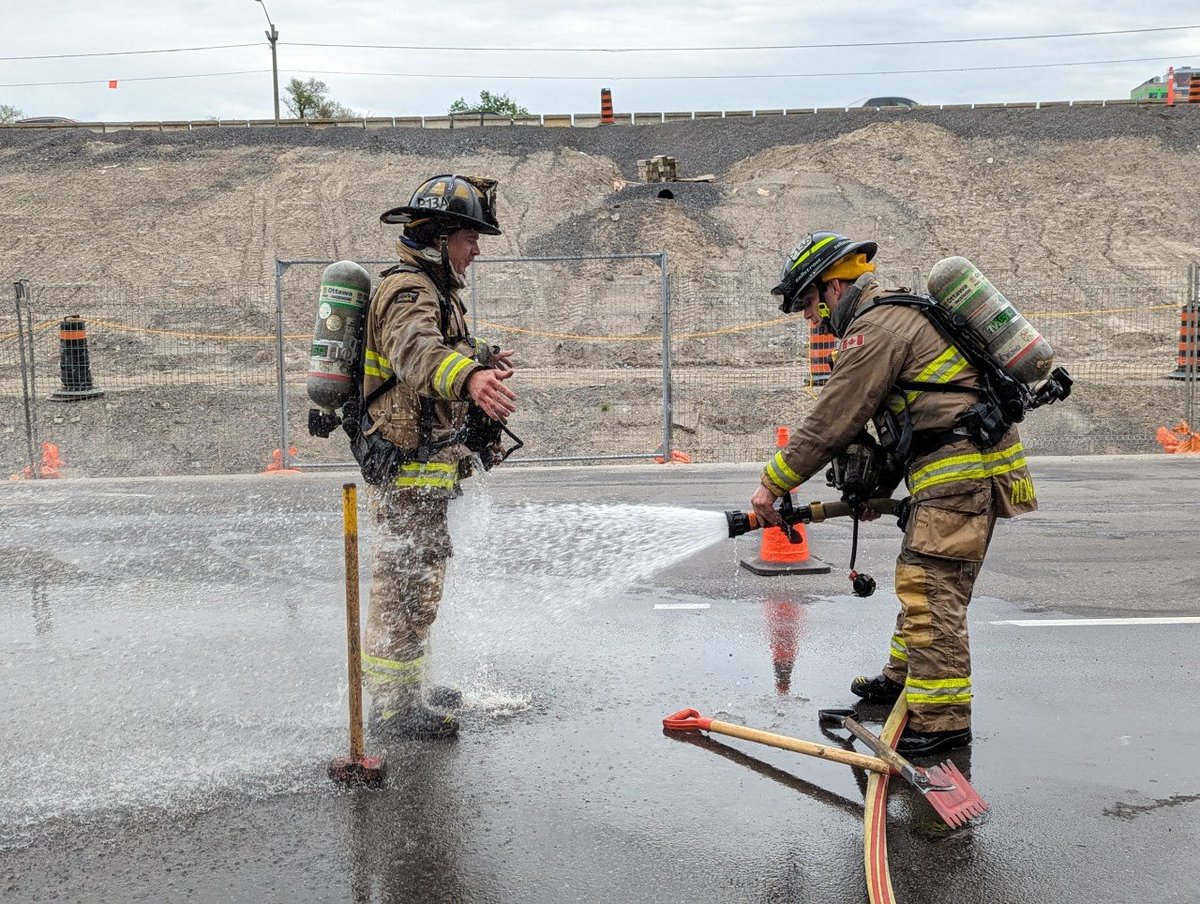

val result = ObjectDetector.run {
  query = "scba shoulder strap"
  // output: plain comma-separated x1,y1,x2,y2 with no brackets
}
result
352,262,475,471
849,291,1018,453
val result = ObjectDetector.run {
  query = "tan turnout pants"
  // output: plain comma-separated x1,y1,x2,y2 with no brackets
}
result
881,484,998,733
362,486,452,714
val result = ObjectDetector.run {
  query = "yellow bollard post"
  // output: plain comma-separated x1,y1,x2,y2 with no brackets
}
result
328,482,386,784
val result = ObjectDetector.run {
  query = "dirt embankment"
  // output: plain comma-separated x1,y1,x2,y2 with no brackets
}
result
1,105,1198,474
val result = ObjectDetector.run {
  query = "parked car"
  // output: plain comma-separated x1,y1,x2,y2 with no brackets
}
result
16,116,77,125
861,97,918,108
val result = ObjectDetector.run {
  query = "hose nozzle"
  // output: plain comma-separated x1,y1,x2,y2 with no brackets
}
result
725,510,758,538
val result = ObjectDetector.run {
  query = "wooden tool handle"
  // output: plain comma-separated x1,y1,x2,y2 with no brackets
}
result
708,719,890,774
343,483,364,762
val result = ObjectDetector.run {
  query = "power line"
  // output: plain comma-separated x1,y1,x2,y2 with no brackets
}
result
293,54,1195,81
2,52,1191,90
287,23,1200,53
0,43,260,62
0,71,268,89
0,23,1196,63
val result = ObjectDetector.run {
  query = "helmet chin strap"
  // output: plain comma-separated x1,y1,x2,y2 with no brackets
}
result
816,280,832,322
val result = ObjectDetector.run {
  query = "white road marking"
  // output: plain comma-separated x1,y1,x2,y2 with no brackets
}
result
654,603,711,610
991,616,1200,627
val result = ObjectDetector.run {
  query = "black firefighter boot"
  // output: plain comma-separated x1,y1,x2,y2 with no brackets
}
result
425,683,464,710
371,702,459,742
849,673,904,704
896,725,972,757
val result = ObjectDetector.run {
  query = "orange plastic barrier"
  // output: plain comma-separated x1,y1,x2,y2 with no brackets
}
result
263,447,302,473
1156,421,1200,454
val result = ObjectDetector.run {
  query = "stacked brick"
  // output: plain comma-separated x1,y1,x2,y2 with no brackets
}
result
637,155,678,183
1190,74,1200,102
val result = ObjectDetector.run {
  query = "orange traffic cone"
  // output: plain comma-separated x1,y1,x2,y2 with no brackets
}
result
739,426,830,576
740,506,830,576
9,442,64,480
39,443,64,478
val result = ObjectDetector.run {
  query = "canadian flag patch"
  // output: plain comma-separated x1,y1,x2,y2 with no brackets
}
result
840,334,866,351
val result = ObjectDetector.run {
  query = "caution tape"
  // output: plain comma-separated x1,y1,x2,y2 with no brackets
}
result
86,318,281,342
0,303,1183,347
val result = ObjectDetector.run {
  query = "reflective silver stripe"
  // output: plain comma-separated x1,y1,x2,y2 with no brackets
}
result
364,349,393,380
908,442,1027,495
764,451,801,492
433,351,473,399
361,652,425,686
905,675,972,706
889,633,909,662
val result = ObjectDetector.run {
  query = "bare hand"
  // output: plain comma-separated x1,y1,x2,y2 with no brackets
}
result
466,367,517,421
492,348,515,372
858,506,883,522
751,485,783,527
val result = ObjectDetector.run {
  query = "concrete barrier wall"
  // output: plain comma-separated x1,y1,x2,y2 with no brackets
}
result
0,98,1173,133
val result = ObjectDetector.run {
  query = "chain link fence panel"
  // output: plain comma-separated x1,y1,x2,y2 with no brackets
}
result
3,261,1197,478
674,263,1197,461
2,281,277,478
275,254,670,471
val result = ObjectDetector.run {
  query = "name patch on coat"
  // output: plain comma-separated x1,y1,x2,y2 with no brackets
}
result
840,334,866,351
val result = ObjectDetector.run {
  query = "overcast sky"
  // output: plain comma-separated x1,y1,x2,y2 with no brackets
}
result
3,2,1197,121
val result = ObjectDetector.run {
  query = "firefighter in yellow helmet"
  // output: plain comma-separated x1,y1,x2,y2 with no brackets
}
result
749,232,1038,756
359,174,516,741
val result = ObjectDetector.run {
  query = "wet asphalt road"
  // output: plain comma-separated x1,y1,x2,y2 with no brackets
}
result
1,457,1198,904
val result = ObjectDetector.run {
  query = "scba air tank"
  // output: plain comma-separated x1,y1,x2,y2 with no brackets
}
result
306,261,372,412
927,256,1055,384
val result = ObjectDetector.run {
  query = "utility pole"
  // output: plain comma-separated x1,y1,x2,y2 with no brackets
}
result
256,0,280,122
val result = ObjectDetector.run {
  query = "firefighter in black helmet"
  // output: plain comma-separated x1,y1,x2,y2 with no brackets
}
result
360,174,516,742
751,230,1038,757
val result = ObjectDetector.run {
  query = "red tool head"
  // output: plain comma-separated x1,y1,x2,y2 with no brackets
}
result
662,708,712,732
328,754,387,785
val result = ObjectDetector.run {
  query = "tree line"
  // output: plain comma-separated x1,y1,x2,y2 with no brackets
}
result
0,85,528,124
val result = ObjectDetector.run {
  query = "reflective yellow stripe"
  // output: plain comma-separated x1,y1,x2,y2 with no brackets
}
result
393,476,458,489
434,351,473,399
764,451,801,491
789,234,837,272
908,442,1027,495
905,675,972,705
361,652,425,685
364,349,393,380
902,346,969,405
889,634,909,662
391,461,459,490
